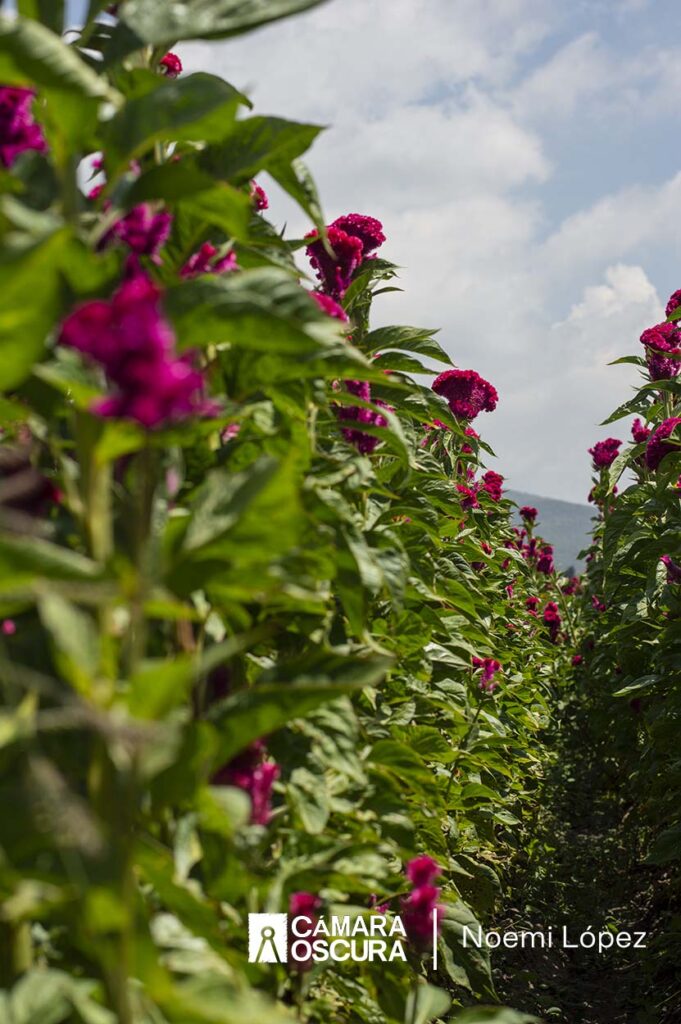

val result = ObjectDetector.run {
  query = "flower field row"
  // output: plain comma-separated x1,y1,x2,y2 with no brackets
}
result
0,4,582,1022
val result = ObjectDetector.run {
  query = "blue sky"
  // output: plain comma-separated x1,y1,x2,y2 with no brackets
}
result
68,1,681,501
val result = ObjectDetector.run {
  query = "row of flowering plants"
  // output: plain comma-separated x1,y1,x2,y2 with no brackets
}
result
578,290,681,903
0,4,575,1022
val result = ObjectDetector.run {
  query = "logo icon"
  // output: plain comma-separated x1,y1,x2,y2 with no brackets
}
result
248,913,288,963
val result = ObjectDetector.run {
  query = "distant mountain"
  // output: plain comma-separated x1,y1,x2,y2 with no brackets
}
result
506,490,594,572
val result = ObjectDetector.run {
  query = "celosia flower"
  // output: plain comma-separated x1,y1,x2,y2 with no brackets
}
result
646,418,681,470
526,596,539,616
640,322,681,380
536,544,555,575
562,576,581,595
330,213,385,256
591,595,607,613
631,418,651,444
306,226,363,298
481,470,503,502
666,289,681,318
1,619,16,636
289,891,322,972
519,505,538,523
572,654,583,667
401,884,444,947
102,203,173,262
0,87,47,168
661,554,681,583
543,601,561,642
432,369,498,421
406,855,441,887
589,437,621,470
212,741,280,825
311,292,348,321
159,53,183,77
59,276,214,429
461,426,479,454
472,656,502,693
457,483,480,510
180,242,237,278
221,423,241,443
250,180,269,211
336,381,390,454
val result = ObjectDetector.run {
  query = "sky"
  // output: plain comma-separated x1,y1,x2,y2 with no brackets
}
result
72,0,681,502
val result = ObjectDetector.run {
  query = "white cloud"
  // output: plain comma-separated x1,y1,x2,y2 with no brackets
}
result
180,0,681,501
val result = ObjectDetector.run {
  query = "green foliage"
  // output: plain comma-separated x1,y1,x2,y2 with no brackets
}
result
0,4,577,1022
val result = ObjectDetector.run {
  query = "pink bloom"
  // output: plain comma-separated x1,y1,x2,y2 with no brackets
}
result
311,292,348,321
1,619,16,636
591,595,607,613
406,855,441,887
646,418,681,470
305,226,363,298
401,884,444,947
330,213,385,256
337,382,390,454
589,437,621,470
631,418,651,445
666,289,681,318
461,426,479,454
250,180,269,211
536,544,555,575
457,482,480,510
221,423,241,443
102,204,172,262
59,276,214,429
519,505,538,523
0,87,47,168
432,369,498,421
525,596,539,616
180,242,237,278
562,576,581,595
289,892,322,972
212,741,280,825
571,654,583,667
640,322,681,380
661,554,681,583
481,470,503,502
543,601,561,643
472,656,502,693
159,53,183,78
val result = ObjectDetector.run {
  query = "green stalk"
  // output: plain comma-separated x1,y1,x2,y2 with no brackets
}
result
0,920,32,984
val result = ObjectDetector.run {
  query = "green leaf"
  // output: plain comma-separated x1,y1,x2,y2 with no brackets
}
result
645,823,681,865
268,157,326,234
17,0,64,35
198,116,322,184
364,326,452,365
104,73,247,166
404,984,451,1024
108,0,330,56
0,15,116,99
0,534,101,590
38,594,100,695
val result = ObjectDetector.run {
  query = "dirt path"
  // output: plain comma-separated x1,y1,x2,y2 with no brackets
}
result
490,703,681,1023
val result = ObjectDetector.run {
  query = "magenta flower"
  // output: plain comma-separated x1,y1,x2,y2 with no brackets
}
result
589,437,621,470
212,741,280,825
159,53,183,78
59,276,214,429
250,180,269,211
481,470,503,502
330,213,385,256
525,596,539,616
631,418,651,445
1,619,16,636
519,505,538,523
457,482,480,510
562,576,581,595
543,601,561,643
472,656,502,693
180,242,237,278
306,226,363,298
0,86,47,168
536,544,555,575
591,595,607,613
666,289,681,318
661,555,681,583
640,322,681,380
646,418,681,470
336,382,390,454
401,884,444,947
311,292,349,321
432,369,498,421
288,892,322,972
102,203,173,262
572,654,583,667
406,855,442,887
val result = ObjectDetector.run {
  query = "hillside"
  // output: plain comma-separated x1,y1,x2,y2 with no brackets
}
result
506,490,594,572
